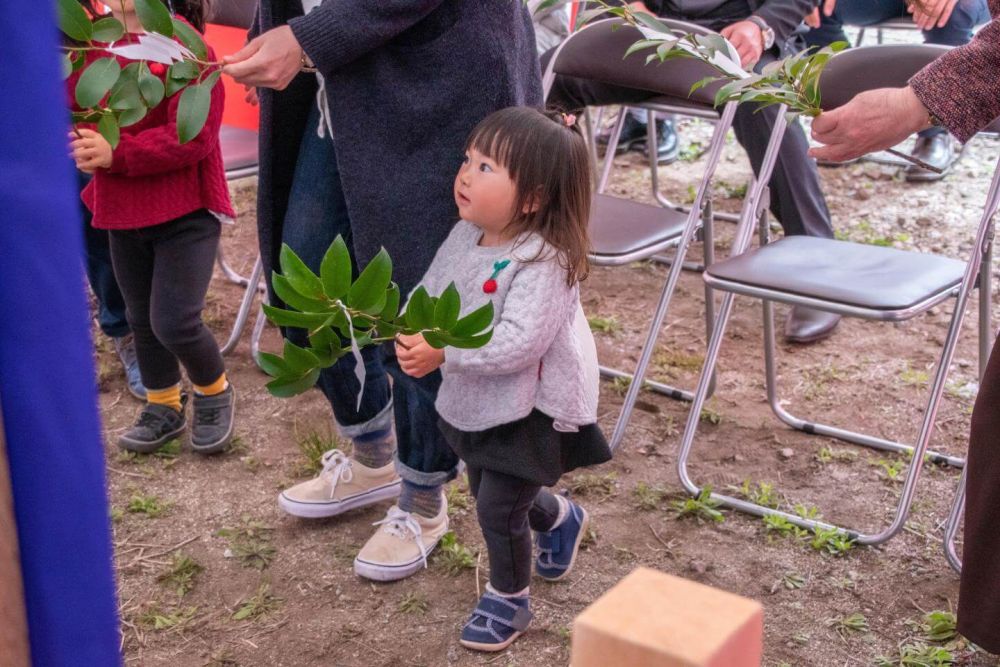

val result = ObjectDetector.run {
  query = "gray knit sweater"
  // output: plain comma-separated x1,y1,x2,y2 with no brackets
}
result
413,221,600,432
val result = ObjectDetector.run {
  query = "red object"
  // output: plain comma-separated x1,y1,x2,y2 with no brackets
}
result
203,23,260,131
68,27,235,230
148,62,166,76
483,279,498,294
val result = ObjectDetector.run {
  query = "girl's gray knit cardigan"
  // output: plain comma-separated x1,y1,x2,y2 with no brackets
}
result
412,221,600,432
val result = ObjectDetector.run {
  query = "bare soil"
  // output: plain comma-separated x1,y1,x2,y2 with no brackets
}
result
95,120,1000,666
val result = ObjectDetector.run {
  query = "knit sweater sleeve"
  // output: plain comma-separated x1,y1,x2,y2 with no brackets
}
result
288,1,446,74
107,73,225,178
444,257,575,376
909,10,1000,143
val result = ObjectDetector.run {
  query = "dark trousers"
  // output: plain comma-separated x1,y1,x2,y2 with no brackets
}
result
281,107,458,482
805,0,990,140
543,10,834,239
109,211,225,390
80,173,129,338
957,334,1000,654
468,465,562,594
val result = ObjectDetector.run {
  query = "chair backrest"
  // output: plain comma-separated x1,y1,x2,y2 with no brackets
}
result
817,44,949,110
207,0,256,30
545,18,725,106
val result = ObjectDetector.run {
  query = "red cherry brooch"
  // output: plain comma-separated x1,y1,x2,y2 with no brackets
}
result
483,259,510,294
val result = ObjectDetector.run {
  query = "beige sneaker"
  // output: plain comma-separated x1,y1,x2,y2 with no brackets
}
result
277,449,401,519
353,498,449,582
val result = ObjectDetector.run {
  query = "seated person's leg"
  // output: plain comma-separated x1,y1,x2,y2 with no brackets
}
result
805,0,909,48
922,0,991,46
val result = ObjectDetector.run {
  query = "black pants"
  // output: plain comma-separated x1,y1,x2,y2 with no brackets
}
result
468,465,562,594
542,8,834,239
108,210,225,391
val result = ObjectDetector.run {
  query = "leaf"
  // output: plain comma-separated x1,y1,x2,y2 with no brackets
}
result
623,38,661,58
266,368,321,398
92,16,125,43
176,82,211,144
134,0,174,37
404,287,435,331
346,249,392,312
279,244,325,299
422,331,448,349
380,283,401,322
631,10,674,36
169,61,199,80
172,17,208,60
451,301,494,337
433,283,461,330
271,274,330,313
108,68,143,111
282,339,321,372
57,0,93,42
97,114,120,149
256,351,291,377
117,105,149,127
319,236,352,299
138,63,165,107
262,304,334,330
61,53,74,80
444,330,494,349
689,75,717,95
75,57,121,109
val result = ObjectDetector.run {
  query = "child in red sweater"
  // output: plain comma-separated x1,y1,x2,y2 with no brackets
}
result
70,0,236,455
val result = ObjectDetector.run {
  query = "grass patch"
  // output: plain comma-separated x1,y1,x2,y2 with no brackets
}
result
670,488,724,523
126,493,171,518
825,612,869,639
632,481,667,511
810,526,856,556
762,514,809,541
232,582,282,622
587,315,620,335
900,363,931,387
217,518,276,570
907,610,958,644
699,406,722,425
731,479,780,509
398,592,429,615
445,482,471,516
434,531,476,576
568,472,617,499
770,572,806,593
293,427,339,477
156,553,203,597
814,446,858,465
138,605,197,631
875,644,956,666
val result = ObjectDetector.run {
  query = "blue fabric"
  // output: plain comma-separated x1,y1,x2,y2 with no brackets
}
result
805,0,991,47
0,3,121,665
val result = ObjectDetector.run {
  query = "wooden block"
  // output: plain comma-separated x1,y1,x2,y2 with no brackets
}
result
571,567,763,667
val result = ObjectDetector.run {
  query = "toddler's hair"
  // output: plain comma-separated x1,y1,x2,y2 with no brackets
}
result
465,106,594,286
76,0,210,32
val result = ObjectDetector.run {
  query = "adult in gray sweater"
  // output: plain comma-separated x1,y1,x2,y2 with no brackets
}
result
224,1,542,582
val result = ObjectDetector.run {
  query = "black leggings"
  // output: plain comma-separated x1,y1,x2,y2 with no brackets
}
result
467,466,562,594
109,210,225,391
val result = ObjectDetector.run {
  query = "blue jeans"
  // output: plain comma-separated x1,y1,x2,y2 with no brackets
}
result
80,173,130,338
805,0,990,138
282,107,458,484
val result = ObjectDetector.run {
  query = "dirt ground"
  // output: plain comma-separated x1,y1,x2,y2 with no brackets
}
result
94,112,1000,667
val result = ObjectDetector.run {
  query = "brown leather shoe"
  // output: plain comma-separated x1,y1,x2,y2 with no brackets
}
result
784,306,841,344
905,132,958,182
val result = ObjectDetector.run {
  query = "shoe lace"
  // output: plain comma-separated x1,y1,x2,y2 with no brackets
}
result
195,403,221,426
372,506,429,570
136,409,165,429
319,449,354,500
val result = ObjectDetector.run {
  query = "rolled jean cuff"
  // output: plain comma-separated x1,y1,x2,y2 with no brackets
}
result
394,459,458,487
335,400,394,440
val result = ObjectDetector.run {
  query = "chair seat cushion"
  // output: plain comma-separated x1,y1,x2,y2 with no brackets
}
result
589,194,688,259
705,236,965,311
220,125,259,175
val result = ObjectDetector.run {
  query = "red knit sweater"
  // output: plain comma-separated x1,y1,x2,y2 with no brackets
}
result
68,25,234,230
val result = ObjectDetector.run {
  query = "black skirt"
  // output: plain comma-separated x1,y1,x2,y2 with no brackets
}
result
438,409,613,487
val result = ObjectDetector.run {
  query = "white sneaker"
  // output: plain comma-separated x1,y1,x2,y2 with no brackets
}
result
353,498,449,582
277,449,401,519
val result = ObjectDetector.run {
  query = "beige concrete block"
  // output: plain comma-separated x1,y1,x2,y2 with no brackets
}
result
571,567,763,667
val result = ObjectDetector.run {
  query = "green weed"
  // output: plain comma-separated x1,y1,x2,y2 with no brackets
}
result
156,553,203,597
232,582,282,622
434,531,476,576
217,518,276,570
670,487,724,523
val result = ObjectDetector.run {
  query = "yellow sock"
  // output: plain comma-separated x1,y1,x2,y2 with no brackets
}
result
147,384,182,412
193,373,228,397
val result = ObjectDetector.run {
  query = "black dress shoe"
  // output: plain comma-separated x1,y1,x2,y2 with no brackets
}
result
905,132,958,182
598,112,649,153
599,114,680,164
784,306,841,344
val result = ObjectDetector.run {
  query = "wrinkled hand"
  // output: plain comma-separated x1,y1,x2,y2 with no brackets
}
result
809,86,931,163
721,20,764,68
395,333,445,378
222,25,304,90
69,128,112,174
909,0,959,30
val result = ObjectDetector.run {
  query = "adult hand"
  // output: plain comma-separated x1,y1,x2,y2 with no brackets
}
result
721,20,764,68
809,86,932,163
222,25,304,90
395,333,445,378
69,128,112,174
245,85,259,106
909,0,959,30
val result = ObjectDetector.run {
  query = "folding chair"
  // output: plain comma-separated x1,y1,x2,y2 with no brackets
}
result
855,16,921,46
675,44,998,545
544,18,750,450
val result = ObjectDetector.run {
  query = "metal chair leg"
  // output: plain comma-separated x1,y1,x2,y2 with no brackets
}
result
944,466,966,573
217,244,252,287
221,255,263,356
250,299,268,371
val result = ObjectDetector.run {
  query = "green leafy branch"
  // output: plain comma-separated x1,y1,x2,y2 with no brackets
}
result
58,0,220,147
260,237,495,398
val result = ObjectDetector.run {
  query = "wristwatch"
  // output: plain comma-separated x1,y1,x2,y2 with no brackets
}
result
746,15,775,50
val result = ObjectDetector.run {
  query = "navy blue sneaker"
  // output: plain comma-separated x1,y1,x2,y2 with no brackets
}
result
114,334,147,401
535,500,589,581
459,591,533,652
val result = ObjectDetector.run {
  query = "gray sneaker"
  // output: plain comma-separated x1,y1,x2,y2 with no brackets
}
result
113,334,147,401
190,384,235,455
118,398,187,454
